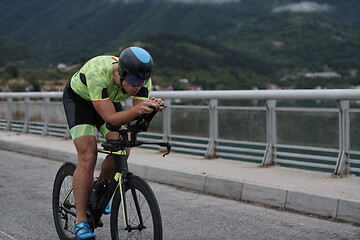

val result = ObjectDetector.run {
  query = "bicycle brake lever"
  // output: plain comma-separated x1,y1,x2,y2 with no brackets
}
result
137,141,171,157
158,142,171,157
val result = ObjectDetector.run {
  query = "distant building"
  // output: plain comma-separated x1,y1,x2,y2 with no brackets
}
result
0,83,9,92
41,84,66,92
185,85,202,91
179,78,189,84
57,63,67,70
271,40,284,47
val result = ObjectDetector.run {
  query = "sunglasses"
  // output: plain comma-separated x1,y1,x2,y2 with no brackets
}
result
124,72,146,87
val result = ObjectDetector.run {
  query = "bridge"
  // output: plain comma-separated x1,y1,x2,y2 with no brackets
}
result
0,89,360,225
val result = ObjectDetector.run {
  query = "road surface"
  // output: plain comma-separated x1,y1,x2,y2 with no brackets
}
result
0,149,359,239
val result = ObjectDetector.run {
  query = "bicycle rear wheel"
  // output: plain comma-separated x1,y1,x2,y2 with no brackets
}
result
52,162,77,240
110,175,162,240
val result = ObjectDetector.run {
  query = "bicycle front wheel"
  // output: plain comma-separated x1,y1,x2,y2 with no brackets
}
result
52,162,77,240
110,175,162,240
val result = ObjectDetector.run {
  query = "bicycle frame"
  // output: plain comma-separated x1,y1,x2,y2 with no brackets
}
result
96,148,134,230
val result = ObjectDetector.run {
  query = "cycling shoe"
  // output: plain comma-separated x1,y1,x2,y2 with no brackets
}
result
73,221,96,239
103,203,111,215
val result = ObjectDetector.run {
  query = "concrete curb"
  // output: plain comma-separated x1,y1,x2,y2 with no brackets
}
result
0,139,359,224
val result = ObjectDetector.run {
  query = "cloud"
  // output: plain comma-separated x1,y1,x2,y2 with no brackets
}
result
272,1,334,13
168,0,241,3
115,0,241,4
111,0,241,3
109,0,144,3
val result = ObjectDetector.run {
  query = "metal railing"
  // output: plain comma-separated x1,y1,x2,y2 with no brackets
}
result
1,89,360,176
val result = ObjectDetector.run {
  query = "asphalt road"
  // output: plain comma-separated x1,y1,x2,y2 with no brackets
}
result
0,149,359,240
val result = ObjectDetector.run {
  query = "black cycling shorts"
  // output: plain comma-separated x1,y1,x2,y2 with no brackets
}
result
63,82,123,139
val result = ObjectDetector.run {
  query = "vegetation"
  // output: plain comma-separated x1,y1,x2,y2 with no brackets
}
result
0,0,359,91
0,66,76,92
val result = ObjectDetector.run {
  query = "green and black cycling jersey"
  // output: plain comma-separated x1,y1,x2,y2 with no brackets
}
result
70,55,152,102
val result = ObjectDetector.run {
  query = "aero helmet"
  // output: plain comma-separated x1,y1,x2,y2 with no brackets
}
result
118,46,153,81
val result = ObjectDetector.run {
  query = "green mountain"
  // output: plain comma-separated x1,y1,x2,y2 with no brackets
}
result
0,33,31,66
142,34,275,89
0,0,359,89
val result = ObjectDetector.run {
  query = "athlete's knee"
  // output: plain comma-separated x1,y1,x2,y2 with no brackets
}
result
78,149,96,164
105,131,120,140
75,147,97,173
74,136,97,165
101,155,115,175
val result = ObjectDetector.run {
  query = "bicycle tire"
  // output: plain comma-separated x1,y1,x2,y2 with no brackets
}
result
52,162,77,240
110,175,163,240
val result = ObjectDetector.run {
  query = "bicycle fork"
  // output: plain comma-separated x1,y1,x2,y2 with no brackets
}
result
116,172,146,232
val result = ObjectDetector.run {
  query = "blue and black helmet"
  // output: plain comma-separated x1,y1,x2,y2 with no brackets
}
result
118,46,153,81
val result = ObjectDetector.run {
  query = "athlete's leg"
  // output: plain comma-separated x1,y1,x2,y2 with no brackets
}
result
63,81,99,225
72,135,98,224
97,131,131,185
97,155,116,184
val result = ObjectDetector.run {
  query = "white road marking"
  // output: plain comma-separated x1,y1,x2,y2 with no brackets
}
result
0,230,18,240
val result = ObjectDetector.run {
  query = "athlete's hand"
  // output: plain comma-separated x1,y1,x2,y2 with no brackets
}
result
150,97,166,112
135,100,158,115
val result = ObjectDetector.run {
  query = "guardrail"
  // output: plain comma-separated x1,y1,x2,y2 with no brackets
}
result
0,89,360,176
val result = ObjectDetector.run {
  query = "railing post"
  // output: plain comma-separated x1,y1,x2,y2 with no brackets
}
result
42,97,50,136
262,100,277,165
22,97,30,133
205,99,218,158
162,99,172,142
64,125,71,139
6,97,13,131
334,100,350,175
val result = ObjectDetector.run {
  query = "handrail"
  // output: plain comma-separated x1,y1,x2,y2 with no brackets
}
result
0,92,63,98
1,89,360,176
151,89,360,100
1,88,360,100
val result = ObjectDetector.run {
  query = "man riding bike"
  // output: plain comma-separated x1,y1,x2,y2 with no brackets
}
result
62,46,165,239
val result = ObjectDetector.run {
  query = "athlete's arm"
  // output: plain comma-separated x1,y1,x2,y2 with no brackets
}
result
92,99,158,127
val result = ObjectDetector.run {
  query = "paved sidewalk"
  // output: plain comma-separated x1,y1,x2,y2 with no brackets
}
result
0,131,359,224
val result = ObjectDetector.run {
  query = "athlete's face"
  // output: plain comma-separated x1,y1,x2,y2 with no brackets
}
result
122,80,142,96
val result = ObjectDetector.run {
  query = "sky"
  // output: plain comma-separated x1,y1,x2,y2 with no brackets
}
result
119,0,241,4
116,0,335,12
167,0,241,3
167,0,334,11
118,0,334,11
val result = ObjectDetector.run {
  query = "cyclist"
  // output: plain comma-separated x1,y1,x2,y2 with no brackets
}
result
63,46,165,239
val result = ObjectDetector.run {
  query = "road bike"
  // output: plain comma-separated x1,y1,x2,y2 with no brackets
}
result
52,109,171,240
